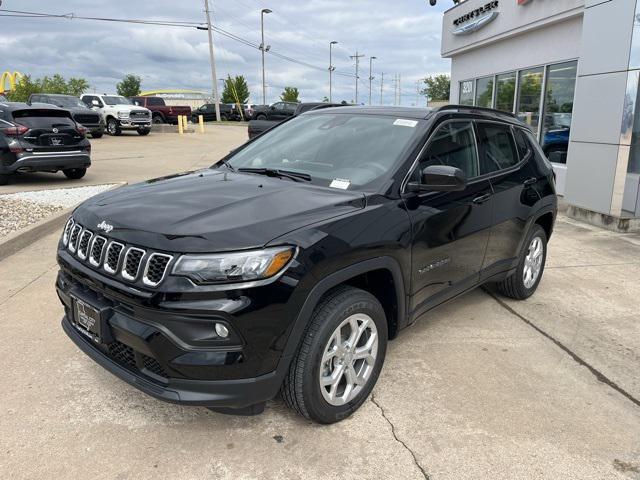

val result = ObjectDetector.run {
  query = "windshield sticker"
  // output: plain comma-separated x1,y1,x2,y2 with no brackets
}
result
393,119,418,128
330,178,351,190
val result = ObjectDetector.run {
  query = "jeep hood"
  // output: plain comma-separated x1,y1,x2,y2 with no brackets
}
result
74,169,365,252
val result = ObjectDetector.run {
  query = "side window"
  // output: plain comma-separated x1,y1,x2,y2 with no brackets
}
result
31,95,43,103
417,121,479,180
273,102,284,111
476,122,519,175
513,127,532,162
81,96,93,107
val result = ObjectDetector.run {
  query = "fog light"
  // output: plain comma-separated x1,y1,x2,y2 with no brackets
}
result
215,323,229,338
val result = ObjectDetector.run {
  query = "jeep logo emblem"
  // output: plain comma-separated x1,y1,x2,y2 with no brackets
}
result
96,221,114,233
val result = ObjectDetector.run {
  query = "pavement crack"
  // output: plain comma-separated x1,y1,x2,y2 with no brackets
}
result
0,264,56,308
371,394,431,480
488,291,640,409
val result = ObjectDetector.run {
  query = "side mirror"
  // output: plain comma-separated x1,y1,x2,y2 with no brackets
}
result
407,165,467,192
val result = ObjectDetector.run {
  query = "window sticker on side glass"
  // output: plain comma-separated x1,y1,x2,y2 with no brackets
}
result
330,178,351,189
393,119,418,127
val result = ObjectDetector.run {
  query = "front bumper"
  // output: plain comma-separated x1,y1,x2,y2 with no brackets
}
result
118,118,151,129
2,151,90,174
61,316,281,407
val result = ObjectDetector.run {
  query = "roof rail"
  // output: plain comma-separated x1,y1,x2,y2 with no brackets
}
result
434,104,518,119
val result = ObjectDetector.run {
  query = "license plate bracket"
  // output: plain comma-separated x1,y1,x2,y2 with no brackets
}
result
70,294,113,344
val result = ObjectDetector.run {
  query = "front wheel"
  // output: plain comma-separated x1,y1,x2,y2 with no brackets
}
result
63,168,86,180
106,118,121,136
152,115,164,125
281,285,388,424
137,128,150,136
495,224,547,300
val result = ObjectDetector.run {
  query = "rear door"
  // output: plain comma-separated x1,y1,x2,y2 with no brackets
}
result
11,109,84,152
476,122,541,279
405,120,494,318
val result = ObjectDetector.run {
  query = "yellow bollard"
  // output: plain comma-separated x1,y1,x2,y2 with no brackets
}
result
183,115,189,132
198,115,204,134
178,115,184,134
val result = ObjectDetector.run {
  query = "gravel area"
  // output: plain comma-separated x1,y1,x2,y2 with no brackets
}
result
0,184,116,238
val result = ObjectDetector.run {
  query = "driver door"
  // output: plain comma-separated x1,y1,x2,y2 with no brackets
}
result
404,120,494,319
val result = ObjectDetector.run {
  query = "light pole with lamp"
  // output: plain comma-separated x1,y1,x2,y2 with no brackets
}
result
329,41,338,102
260,8,272,105
368,56,377,106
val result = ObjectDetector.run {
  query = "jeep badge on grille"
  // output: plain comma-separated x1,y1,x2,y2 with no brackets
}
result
96,221,114,233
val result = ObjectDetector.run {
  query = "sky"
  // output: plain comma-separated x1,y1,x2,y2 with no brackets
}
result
0,0,452,105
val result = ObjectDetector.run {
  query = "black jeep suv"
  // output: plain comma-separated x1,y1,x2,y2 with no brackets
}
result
56,105,556,423
1,102,91,185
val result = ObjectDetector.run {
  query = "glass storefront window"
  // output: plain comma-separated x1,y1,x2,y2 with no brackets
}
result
459,80,474,105
475,76,494,108
495,72,516,112
541,61,578,164
516,67,544,135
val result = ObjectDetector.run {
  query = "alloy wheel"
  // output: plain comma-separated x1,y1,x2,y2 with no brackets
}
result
319,313,378,406
523,236,544,289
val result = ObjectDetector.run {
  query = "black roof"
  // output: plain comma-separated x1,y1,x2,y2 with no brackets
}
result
308,104,526,126
0,101,66,112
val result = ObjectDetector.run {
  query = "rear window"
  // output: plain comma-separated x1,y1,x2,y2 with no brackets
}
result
12,109,75,128
146,97,164,106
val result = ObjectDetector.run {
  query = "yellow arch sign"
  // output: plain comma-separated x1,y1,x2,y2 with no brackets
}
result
0,71,24,94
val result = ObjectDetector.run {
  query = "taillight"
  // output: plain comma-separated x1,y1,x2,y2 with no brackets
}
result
76,125,88,136
3,124,29,136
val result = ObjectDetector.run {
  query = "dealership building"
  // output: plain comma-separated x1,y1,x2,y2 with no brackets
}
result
441,0,640,229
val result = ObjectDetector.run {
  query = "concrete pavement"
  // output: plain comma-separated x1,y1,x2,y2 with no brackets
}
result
1,220,639,479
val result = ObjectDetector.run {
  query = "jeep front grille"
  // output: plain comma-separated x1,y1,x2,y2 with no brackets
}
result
61,220,173,288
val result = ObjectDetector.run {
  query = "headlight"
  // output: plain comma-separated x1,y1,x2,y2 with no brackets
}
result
117,111,129,118
172,246,295,284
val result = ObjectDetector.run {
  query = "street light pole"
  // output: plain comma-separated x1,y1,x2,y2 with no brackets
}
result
329,41,337,102
368,56,376,106
380,72,384,105
203,0,220,122
350,51,365,104
260,8,272,105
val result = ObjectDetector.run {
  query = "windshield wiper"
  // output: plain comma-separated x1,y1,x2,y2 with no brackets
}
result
237,167,311,182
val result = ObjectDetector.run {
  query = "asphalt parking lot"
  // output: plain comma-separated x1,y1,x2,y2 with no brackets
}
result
1,127,639,479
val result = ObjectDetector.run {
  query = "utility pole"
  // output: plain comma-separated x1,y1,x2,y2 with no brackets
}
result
392,74,398,105
329,41,337,102
398,73,402,106
368,56,377,106
260,8,272,105
380,72,384,105
203,0,221,122
350,51,365,104
416,79,420,106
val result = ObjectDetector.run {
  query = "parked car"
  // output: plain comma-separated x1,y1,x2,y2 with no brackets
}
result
56,105,556,423
130,96,192,125
80,94,151,136
0,102,91,185
251,101,298,121
191,103,237,122
248,102,346,138
28,93,104,138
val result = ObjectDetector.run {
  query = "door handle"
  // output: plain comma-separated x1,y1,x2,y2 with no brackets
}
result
523,177,538,186
472,193,492,204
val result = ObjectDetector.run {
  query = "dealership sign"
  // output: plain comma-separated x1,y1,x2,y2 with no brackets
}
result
453,1,499,36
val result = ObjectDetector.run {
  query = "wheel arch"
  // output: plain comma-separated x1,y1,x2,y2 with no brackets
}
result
534,211,555,241
279,257,406,372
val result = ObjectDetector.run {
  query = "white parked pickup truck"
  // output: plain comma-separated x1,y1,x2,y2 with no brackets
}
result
80,94,152,136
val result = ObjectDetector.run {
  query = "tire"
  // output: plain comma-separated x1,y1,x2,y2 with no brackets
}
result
255,114,267,120
219,114,228,121
106,118,121,136
0,174,10,185
137,128,150,136
281,285,388,424
91,131,103,139
495,224,547,300
152,115,164,125
63,168,86,180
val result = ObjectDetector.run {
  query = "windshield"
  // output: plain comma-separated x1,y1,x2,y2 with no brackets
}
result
224,113,424,190
48,96,85,108
103,96,132,105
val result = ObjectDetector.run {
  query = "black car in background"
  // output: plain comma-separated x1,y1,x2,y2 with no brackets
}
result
248,102,346,138
191,103,237,122
28,93,104,138
57,105,556,423
0,102,91,185
251,101,298,120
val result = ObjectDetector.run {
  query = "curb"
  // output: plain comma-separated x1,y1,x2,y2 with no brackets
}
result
0,182,126,263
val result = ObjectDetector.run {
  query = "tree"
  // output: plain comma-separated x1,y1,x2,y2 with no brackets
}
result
6,73,91,102
116,74,142,97
421,74,450,102
280,87,300,102
221,75,250,104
